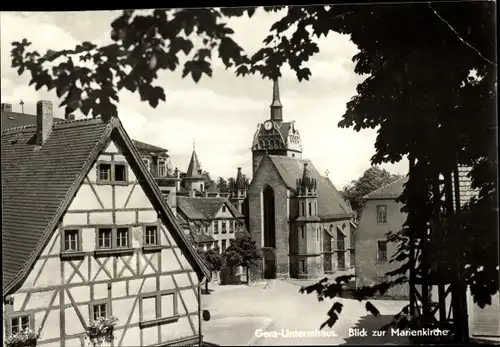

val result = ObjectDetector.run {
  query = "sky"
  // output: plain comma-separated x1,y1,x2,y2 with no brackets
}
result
0,9,408,189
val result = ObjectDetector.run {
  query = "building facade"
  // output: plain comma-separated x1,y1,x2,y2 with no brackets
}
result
1,104,210,347
247,80,356,280
177,196,246,253
355,170,500,340
355,177,409,298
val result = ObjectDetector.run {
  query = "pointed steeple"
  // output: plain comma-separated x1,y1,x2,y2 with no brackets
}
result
296,162,317,196
234,167,245,191
186,149,202,178
270,78,283,122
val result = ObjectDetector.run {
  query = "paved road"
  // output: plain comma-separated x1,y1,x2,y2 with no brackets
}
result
201,280,408,346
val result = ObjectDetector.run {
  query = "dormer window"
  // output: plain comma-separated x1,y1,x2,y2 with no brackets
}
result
158,160,166,177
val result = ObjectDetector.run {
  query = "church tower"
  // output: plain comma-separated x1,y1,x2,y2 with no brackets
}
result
183,145,205,195
295,162,322,279
251,79,303,174
230,167,247,214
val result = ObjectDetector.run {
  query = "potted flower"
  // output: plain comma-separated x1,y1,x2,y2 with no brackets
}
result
85,316,119,347
5,328,40,347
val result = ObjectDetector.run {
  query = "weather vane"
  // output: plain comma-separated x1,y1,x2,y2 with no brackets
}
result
325,169,330,177
19,99,24,114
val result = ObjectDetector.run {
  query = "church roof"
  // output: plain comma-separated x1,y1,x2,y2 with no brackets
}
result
186,150,202,178
266,155,354,220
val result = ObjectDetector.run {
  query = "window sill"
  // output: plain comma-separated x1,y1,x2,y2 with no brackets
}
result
139,315,180,328
94,248,135,257
142,245,162,253
60,251,85,260
96,181,130,186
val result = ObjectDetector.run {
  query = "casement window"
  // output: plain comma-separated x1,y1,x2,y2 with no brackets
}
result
64,229,81,252
96,227,131,249
376,205,388,224
94,227,132,255
116,227,130,248
98,228,112,248
158,160,166,177
139,291,179,328
213,222,219,234
377,240,388,263
96,161,128,184
10,314,32,335
221,221,227,234
144,225,159,246
91,302,108,321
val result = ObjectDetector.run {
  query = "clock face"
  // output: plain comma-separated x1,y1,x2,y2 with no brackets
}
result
264,121,273,131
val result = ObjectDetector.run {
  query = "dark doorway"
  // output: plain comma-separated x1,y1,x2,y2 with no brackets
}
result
262,186,276,248
263,249,277,279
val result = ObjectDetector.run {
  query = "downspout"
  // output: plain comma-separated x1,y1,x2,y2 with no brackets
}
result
198,276,207,346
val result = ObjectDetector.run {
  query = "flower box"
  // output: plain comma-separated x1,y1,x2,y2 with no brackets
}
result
5,328,40,347
86,316,119,346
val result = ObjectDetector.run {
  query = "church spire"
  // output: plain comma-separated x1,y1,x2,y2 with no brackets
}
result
270,78,283,122
186,148,202,178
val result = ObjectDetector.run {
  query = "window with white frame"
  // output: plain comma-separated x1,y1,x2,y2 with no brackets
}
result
376,205,388,224
144,225,159,245
95,227,131,250
63,229,80,252
92,302,108,321
10,315,31,335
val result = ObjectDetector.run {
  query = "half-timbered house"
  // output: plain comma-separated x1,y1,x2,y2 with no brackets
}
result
2,108,211,347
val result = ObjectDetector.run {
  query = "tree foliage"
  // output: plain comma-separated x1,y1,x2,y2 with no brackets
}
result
198,245,224,272
10,2,497,339
342,166,404,213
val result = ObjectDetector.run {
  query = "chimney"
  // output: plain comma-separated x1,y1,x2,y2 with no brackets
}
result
36,100,53,146
1,103,12,112
175,168,181,191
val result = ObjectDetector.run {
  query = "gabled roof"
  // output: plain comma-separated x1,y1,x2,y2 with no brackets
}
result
1,117,210,294
189,232,216,244
364,177,409,200
177,196,244,221
363,167,477,207
132,139,168,153
261,155,353,220
186,150,202,178
2,110,65,130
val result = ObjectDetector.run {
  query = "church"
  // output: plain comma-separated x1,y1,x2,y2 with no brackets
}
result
245,79,356,280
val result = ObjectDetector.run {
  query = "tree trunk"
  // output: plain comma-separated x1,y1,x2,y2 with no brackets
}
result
246,266,250,285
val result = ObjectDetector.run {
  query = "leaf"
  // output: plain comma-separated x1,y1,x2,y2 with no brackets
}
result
365,301,380,317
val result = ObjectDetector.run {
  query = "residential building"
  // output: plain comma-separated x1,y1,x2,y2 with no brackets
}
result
247,79,356,280
1,102,211,346
355,169,499,340
177,196,246,253
355,177,409,298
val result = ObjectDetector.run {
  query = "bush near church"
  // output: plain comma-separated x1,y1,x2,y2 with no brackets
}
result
220,235,262,285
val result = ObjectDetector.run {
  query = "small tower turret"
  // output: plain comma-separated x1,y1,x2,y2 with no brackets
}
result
230,167,247,214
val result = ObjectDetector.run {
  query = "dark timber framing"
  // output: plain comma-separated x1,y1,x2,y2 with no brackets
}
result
3,118,210,347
